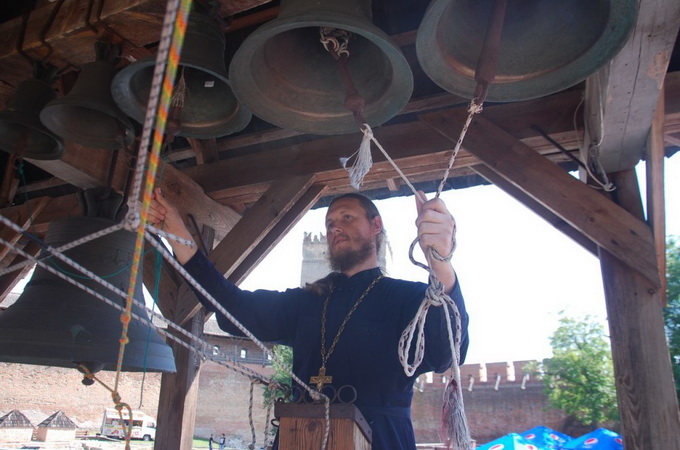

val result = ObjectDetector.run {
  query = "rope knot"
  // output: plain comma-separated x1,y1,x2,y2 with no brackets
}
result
123,210,140,231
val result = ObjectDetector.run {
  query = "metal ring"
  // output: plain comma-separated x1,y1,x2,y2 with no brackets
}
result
337,385,357,404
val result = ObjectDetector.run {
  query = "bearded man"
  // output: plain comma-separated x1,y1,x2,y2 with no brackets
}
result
149,189,469,450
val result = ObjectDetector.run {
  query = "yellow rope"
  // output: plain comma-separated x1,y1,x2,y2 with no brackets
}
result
110,0,193,446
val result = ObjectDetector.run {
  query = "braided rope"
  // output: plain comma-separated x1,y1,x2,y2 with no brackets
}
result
144,231,332,450
0,218,125,277
116,0,192,412
0,232,272,383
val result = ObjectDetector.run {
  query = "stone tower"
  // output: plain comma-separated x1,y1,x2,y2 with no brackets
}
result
300,232,390,286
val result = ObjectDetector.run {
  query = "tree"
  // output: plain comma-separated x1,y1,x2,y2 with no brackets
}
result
262,344,293,409
538,314,619,429
663,236,680,401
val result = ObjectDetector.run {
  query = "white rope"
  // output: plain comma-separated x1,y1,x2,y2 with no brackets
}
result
0,230,273,385
144,230,333,450
125,0,181,214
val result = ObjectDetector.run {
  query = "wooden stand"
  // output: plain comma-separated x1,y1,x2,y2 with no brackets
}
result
274,403,372,450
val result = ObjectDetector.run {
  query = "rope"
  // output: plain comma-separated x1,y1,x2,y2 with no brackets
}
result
142,230,333,449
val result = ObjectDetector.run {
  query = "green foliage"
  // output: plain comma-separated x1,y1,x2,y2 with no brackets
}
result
538,314,618,429
262,345,293,409
663,236,680,401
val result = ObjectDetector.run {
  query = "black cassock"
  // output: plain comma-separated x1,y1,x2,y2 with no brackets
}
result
184,251,469,450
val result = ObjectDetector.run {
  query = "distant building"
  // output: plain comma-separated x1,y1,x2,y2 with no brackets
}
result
0,410,33,443
36,410,76,442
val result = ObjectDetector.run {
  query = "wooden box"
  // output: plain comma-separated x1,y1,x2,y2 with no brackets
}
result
274,402,372,450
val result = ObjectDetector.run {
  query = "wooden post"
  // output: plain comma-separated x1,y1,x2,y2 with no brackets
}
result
154,223,215,450
599,171,680,449
275,403,372,450
154,309,204,450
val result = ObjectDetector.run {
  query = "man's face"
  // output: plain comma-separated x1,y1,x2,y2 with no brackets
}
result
325,197,382,272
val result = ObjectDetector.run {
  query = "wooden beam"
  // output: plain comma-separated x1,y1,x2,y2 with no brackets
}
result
155,309,205,450
582,0,680,172
471,164,598,257
229,183,328,285
600,248,680,449
0,197,51,263
0,240,41,300
420,110,661,288
646,88,667,305
0,0,276,107
158,164,241,243
173,174,317,325
598,173,680,448
212,174,318,277
187,138,219,165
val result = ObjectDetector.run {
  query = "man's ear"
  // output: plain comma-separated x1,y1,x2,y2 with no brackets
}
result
371,216,383,235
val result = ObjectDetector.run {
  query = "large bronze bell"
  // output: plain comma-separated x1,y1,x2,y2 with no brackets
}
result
112,11,251,138
0,78,64,160
40,49,135,150
0,216,176,374
416,0,638,102
229,0,413,135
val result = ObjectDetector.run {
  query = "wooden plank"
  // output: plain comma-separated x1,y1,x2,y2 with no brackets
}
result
0,0,276,108
229,183,327,285
26,142,107,190
0,197,51,262
0,241,41,300
583,0,680,172
187,138,219,165
158,164,241,243
646,88,667,305
210,175,318,277
275,404,371,450
471,164,598,257
420,110,661,288
173,175,317,325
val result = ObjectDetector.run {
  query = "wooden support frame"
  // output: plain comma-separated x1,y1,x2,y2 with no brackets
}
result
420,110,660,287
598,168,680,448
421,109,680,449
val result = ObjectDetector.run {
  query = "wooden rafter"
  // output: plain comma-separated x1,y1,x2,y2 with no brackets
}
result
420,110,661,288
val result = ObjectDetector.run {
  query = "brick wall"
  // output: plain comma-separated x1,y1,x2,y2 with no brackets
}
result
0,355,571,447
0,362,161,430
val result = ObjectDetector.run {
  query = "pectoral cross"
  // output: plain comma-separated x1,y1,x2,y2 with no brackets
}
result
310,366,332,391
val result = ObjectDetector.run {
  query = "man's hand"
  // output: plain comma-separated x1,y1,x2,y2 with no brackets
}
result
415,191,457,292
148,187,198,264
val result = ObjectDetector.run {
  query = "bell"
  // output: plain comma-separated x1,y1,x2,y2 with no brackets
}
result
112,11,252,138
229,0,413,135
0,78,64,160
40,51,135,150
0,216,176,373
416,0,638,102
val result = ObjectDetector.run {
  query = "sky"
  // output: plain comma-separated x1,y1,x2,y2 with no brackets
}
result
240,154,680,365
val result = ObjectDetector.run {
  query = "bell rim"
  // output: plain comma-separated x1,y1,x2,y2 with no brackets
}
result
229,13,414,135
112,57,252,138
0,111,65,160
415,0,639,102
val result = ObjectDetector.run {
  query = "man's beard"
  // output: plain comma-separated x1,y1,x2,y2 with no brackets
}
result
328,239,375,273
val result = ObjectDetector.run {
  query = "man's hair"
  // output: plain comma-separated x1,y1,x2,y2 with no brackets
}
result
328,193,385,253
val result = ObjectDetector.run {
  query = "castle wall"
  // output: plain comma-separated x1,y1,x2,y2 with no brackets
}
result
0,356,569,446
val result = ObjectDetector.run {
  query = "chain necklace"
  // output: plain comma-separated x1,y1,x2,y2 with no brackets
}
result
310,275,384,391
